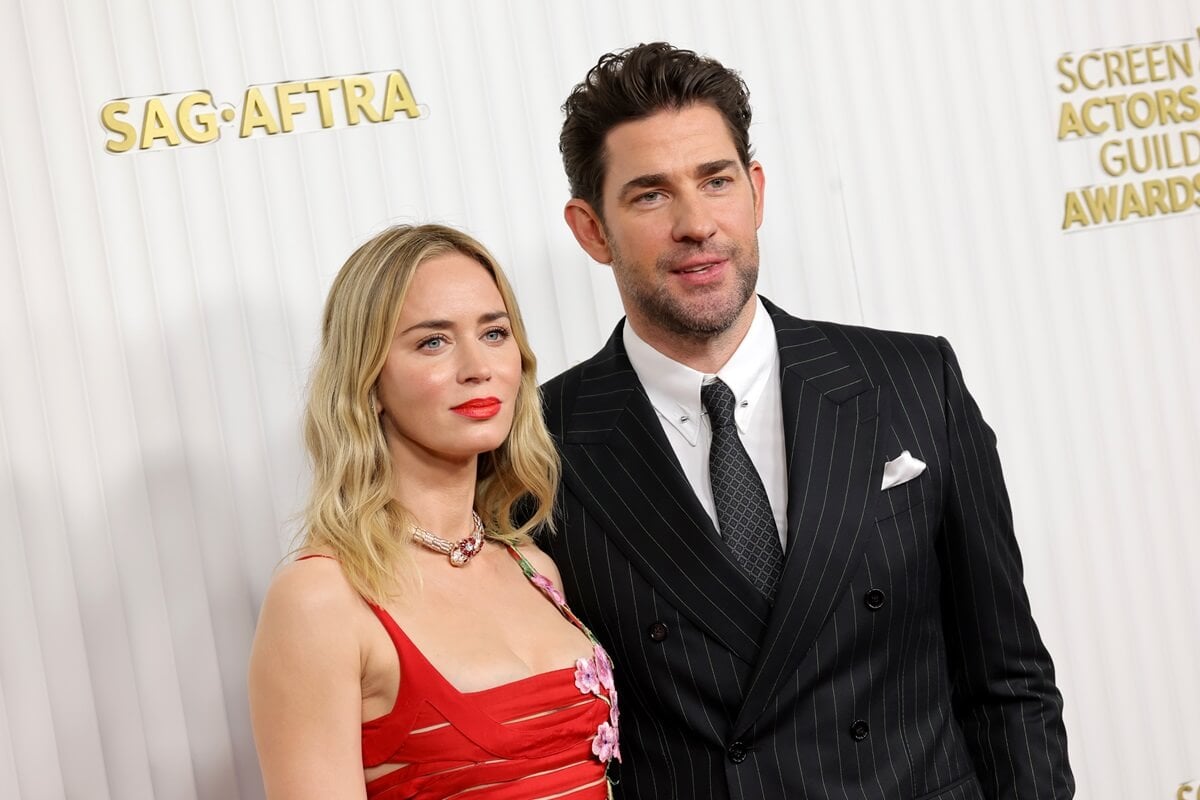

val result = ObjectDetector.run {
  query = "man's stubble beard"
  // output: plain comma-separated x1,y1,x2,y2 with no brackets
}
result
610,237,760,344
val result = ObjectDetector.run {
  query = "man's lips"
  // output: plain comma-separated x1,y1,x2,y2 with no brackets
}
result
669,256,728,284
671,256,726,273
451,397,502,419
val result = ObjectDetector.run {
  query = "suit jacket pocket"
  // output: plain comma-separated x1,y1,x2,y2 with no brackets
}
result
875,449,932,521
875,492,928,524
912,771,983,800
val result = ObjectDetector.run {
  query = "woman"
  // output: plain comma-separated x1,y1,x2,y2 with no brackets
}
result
249,224,618,799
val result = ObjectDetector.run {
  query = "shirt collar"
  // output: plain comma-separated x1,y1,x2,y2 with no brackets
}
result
623,297,779,444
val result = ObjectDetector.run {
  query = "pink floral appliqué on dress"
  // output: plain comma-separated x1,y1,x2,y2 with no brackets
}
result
530,573,566,607
574,656,600,695
574,647,621,764
519,555,622,767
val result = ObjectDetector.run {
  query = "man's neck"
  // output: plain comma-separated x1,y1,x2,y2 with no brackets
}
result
625,300,757,375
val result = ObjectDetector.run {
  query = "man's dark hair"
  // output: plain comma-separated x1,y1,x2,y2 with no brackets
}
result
559,42,754,216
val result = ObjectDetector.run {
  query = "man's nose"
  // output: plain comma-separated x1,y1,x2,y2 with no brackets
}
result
671,192,717,243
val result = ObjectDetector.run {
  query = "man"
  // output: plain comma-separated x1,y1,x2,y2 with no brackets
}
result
540,42,1073,799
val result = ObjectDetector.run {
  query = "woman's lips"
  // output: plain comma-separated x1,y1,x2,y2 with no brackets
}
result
451,398,502,419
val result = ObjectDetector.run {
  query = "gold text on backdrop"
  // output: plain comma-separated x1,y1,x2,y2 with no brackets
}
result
99,69,421,155
1056,27,1200,230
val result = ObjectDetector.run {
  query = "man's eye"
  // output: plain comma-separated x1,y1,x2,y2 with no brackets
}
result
636,191,662,203
708,177,730,189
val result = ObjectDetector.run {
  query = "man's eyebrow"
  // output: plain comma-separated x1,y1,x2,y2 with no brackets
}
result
618,160,739,199
695,159,736,178
618,173,669,198
399,310,509,336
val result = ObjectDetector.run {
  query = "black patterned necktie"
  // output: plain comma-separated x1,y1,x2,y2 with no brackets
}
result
702,378,784,600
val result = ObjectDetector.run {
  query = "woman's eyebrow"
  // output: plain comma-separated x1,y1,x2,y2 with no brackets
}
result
400,310,508,336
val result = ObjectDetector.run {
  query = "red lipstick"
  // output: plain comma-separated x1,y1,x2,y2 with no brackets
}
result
451,397,502,419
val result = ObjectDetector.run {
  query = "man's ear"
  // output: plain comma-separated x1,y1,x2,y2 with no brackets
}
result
749,160,766,228
564,199,613,264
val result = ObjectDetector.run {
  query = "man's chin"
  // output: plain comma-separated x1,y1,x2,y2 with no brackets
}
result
656,300,751,339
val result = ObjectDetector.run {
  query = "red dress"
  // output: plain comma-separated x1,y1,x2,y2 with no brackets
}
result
305,546,619,799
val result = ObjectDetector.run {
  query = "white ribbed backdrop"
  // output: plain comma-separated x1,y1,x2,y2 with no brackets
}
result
2,1,1197,798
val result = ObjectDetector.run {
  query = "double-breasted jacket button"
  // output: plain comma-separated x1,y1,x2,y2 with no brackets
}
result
849,719,870,741
727,740,748,763
647,621,669,642
863,588,886,610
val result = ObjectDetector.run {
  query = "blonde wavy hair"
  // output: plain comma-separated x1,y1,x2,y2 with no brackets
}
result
300,224,559,602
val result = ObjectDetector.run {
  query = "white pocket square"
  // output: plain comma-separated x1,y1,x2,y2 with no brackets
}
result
881,450,926,490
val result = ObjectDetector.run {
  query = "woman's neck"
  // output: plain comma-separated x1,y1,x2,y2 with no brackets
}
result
387,440,480,538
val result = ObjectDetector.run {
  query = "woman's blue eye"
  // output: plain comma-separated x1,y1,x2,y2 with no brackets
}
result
484,327,511,343
419,335,447,350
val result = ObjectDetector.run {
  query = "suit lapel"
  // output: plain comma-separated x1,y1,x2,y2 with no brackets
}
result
732,301,885,736
560,325,770,663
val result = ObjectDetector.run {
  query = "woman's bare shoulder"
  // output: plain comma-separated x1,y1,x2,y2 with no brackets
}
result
258,553,367,633
512,542,565,586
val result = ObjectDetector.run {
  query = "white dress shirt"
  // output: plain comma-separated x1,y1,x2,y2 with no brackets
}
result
623,298,788,550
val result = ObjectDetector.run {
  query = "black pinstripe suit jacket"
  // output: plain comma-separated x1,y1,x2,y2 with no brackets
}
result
540,298,1073,800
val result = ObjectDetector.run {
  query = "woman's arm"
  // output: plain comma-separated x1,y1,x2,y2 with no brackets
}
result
249,558,369,799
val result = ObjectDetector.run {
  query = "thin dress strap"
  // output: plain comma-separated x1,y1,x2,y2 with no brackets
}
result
503,545,605,649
